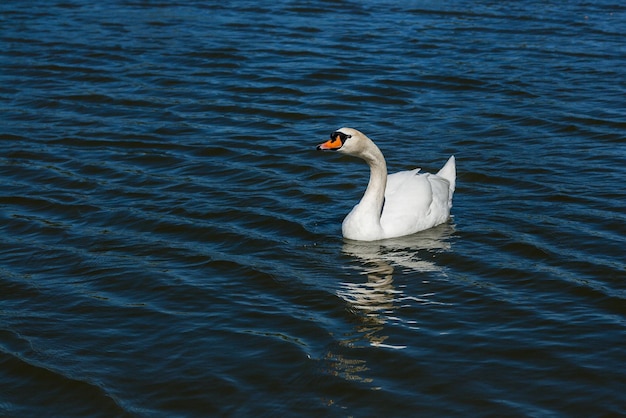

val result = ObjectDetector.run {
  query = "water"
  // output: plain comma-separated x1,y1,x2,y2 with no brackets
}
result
1,1,625,416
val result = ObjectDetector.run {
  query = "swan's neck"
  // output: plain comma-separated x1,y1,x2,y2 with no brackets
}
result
360,146,387,219
343,142,387,239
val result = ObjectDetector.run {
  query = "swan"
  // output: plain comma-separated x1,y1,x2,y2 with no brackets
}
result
316,127,456,241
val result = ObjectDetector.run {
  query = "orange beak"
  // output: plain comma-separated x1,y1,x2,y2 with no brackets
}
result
316,135,343,151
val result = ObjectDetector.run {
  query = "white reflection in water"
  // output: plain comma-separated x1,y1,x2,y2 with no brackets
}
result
337,224,455,350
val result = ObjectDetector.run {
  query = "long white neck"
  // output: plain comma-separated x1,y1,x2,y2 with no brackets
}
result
342,140,387,240
360,145,387,220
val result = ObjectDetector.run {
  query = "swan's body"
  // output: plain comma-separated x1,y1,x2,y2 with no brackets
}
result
317,127,455,241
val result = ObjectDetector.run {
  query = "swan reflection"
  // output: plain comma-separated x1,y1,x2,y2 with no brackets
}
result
337,224,455,350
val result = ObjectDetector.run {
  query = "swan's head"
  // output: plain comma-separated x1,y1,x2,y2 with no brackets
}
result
316,127,368,156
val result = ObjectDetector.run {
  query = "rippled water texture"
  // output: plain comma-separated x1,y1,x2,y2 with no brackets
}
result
1,1,625,416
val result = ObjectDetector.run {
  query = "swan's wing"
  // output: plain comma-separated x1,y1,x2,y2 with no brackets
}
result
381,169,451,237
381,169,432,233
384,168,420,196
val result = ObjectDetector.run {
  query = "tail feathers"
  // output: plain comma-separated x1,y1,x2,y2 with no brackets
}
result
437,155,456,194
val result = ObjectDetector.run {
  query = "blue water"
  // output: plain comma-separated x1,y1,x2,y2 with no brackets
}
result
1,1,625,416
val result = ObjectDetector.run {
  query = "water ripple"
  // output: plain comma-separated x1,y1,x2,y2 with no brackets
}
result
1,0,625,416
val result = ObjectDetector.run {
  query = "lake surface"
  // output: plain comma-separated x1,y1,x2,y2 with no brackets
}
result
1,1,625,416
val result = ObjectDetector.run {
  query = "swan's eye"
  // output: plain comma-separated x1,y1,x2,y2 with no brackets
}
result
330,132,351,143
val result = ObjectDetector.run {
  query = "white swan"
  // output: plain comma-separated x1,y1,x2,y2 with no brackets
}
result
317,127,456,241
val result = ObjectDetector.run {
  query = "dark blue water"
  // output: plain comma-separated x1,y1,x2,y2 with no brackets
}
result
1,1,625,416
